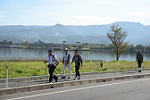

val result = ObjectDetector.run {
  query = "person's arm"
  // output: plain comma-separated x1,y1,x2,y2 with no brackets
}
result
44,56,49,63
141,54,143,62
55,55,59,66
71,55,75,64
79,55,83,67
62,56,65,64
44,60,48,63
136,53,138,61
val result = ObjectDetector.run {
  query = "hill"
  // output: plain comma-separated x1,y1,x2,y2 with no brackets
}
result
0,21,150,45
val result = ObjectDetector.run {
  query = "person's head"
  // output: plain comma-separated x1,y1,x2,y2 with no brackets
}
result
138,49,141,53
48,49,53,55
74,49,78,55
65,48,69,53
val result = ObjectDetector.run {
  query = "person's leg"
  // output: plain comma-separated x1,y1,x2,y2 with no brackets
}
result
74,66,78,80
75,65,80,80
49,67,53,82
141,61,143,71
53,74,58,82
77,66,80,79
139,61,142,71
138,61,142,72
51,65,58,82
62,64,66,76
67,64,71,78
49,65,56,82
61,64,66,79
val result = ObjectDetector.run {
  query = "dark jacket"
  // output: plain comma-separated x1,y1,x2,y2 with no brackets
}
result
136,52,143,62
72,54,82,66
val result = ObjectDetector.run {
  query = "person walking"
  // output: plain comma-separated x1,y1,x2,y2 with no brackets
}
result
61,48,71,79
136,49,143,72
71,49,83,80
44,49,59,83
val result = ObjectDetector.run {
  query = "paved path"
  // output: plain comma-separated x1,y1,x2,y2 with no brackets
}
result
0,70,150,89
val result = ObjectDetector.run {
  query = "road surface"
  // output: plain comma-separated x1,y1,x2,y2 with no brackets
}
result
1,77,150,100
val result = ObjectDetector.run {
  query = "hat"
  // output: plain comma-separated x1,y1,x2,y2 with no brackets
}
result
48,49,53,52
65,48,68,51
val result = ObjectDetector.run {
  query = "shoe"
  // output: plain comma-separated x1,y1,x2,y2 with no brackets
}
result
68,77,70,79
77,76,80,80
61,76,66,79
55,77,58,82
74,77,77,80
138,70,141,72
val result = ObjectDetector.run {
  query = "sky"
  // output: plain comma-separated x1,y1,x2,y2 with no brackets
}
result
0,0,150,26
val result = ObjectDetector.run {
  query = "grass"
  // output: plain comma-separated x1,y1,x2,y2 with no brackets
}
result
0,60,150,78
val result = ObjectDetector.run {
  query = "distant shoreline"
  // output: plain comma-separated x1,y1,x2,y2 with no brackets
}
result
0,45,111,51
1,45,150,53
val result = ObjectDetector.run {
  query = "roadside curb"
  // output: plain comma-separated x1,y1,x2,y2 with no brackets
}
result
0,68,150,83
0,75,49,83
0,72,150,95
1,68,150,83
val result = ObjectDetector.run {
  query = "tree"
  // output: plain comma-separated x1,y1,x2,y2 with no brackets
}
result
107,24,128,61
76,41,80,49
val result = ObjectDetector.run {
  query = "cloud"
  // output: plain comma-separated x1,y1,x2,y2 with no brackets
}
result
59,16,120,25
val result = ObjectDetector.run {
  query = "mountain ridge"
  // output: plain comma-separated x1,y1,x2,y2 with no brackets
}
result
0,21,150,45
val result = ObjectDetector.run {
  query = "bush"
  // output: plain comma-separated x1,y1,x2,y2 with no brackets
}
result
16,69,23,74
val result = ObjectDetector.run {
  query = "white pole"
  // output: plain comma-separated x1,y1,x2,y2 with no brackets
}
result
6,64,8,88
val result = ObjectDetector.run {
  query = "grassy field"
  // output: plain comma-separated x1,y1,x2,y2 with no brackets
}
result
0,61,150,78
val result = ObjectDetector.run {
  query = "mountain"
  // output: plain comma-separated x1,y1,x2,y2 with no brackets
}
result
112,22,150,45
0,21,150,45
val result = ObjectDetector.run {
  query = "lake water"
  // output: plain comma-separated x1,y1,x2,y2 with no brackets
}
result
0,48,150,61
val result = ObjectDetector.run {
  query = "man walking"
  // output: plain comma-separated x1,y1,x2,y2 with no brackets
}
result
71,49,83,80
61,48,71,79
44,49,59,83
136,49,143,72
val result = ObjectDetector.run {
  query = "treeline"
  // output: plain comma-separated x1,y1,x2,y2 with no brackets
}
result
0,40,150,52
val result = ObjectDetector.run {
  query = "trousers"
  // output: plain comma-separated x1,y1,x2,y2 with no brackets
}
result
62,64,71,77
138,60,142,68
48,64,58,82
75,65,80,77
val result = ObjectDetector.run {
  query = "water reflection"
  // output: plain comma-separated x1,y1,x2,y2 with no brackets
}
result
0,48,150,61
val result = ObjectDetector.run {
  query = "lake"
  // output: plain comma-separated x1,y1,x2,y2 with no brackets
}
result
0,48,150,61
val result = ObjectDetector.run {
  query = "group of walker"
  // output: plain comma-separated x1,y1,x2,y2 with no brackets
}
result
44,48,143,83
44,48,82,83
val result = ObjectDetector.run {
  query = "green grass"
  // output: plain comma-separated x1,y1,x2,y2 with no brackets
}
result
0,61,150,78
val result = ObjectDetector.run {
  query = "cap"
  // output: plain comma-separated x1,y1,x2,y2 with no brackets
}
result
65,48,68,51
48,49,53,52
